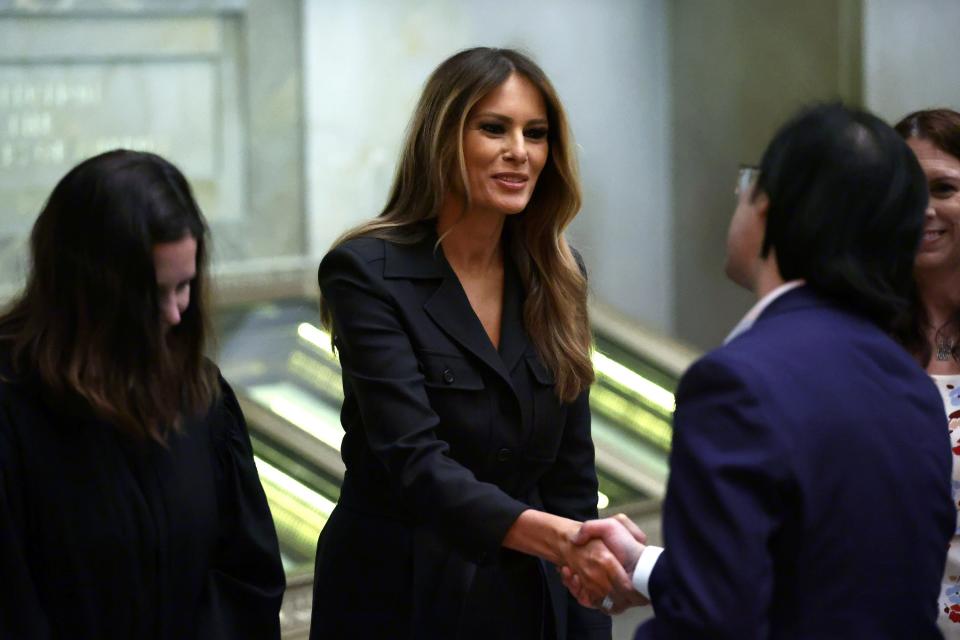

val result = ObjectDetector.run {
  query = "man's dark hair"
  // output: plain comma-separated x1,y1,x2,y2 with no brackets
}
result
755,103,928,329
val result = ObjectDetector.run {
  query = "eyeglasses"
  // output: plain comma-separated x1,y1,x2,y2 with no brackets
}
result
736,165,760,198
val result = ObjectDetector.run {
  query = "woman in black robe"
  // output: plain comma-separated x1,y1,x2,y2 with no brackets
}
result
0,150,285,639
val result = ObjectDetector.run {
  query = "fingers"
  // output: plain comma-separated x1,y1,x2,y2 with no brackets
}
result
570,519,611,545
573,515,648,552
613,513,647,544
570,539,627,600
560,568,593,609
605,551,634,594
561,532,651,615
561,558,645,615
571,518,623,551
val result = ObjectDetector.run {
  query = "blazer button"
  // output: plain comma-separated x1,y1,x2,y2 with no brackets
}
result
496,448,512,463
442,368,455,384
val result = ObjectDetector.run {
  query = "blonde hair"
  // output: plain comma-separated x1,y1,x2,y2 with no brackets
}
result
322,47,593,401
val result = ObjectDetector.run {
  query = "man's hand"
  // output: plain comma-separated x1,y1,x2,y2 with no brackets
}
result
561,514,651,613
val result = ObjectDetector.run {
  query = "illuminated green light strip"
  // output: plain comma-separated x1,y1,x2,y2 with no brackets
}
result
591,385,673,451
298,322,336,359
254,456,333,560
254,387,345,452
592,351,675,413
287,351,344,400
261,483,326,560
255,456,336,517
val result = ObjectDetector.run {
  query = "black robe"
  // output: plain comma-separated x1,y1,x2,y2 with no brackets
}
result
0,369,285,639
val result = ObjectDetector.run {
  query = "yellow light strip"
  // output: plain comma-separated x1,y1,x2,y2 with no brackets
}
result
287,351,344,400
253,385,345,452
592,351,675,413
298,322,336,358
590,385,673,451
254,456,331,561
261,484,325,560
255,456,336,517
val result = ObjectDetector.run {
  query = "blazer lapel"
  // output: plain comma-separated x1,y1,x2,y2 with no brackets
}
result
423,269,519,395
383,225,526,396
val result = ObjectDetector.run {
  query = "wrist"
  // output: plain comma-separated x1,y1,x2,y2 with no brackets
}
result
551,518,579,566
631,545,664,599
503,509,580,566
624,547,642,576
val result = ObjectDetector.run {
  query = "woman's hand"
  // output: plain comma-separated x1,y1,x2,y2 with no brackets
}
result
502,509,634,607
558,535,634,606
561,515,651,613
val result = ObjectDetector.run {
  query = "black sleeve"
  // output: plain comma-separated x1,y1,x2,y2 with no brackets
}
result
197,378,286,639
0,388,53,639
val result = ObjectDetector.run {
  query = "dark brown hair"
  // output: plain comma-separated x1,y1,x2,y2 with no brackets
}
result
322,47,593,402
0,149,218,441
894,108,960,362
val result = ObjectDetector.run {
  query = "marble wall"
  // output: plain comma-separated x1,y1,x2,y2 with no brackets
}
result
862,0,960,121
0,0,305,297
302,0,674,334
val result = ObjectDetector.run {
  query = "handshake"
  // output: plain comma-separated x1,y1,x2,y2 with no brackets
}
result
558,514,652,615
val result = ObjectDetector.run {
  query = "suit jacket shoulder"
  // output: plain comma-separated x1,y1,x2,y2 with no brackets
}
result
326,236,386,264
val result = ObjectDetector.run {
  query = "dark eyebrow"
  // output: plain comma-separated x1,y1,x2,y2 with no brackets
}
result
929,170,960,181
472,111,548,127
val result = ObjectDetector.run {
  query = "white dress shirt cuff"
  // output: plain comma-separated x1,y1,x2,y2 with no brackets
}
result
631,545,664,599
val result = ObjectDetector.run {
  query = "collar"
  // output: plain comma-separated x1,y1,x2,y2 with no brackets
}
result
724,280,806,344
382,225,447,279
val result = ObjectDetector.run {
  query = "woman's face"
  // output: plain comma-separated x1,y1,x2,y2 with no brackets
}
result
460,72,549,217
153,234,197,331
910,137,960,277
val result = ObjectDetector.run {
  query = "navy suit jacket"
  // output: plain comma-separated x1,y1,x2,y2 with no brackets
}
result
635,286,954,639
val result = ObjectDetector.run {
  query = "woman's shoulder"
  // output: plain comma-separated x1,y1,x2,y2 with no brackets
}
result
203,368,248,435
324,224,436,266
319,238,388,285
327,236,388,263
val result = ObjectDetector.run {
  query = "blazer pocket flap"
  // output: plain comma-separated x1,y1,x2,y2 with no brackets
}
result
525,355,556,386
419,352,485,390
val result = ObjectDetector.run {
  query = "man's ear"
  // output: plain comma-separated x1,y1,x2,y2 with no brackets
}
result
753,191,770,222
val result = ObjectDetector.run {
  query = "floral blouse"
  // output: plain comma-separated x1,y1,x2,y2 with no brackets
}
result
932,374,960,637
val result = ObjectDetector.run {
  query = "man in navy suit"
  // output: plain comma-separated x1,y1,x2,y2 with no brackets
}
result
564,104,955,638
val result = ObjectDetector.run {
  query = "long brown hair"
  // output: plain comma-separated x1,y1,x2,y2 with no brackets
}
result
894,108,960,363
321,47,593,402
0,150,218,442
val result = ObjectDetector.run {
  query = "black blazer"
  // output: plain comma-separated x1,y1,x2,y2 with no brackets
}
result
309,229,610,639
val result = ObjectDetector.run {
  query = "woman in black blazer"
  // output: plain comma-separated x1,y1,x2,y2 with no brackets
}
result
310,48,627,639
